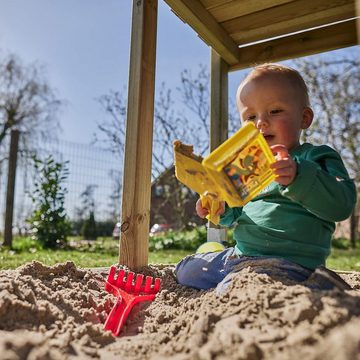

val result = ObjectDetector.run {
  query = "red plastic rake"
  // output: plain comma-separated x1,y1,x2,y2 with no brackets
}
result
103,266,161,336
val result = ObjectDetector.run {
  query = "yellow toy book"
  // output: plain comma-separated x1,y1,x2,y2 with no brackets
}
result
173,122,276,224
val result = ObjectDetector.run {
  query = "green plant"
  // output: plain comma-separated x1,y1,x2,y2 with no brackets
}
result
332,237,351,250
149,227,236,252
149,227,205,251
11,236,42,252
81,211,97,240
27,155,71,248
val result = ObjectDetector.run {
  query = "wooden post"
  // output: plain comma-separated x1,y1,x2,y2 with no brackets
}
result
119,0,158,269
356,0,360,40
208,49,229,242
210,49,229,151
4,130,20,247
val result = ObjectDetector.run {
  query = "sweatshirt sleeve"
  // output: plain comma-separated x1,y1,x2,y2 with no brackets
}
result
219,204,243,227
280,145,356,222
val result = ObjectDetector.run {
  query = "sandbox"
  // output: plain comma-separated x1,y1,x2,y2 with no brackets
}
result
1,261,360,359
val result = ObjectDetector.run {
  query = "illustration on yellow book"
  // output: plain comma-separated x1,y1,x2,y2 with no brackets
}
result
173,122,276,224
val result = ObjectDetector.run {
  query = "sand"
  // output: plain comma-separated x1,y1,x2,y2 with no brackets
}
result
0,261,359,360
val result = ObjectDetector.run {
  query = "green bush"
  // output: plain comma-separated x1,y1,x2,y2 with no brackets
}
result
149,227,236,251
95,220,115,237
9,236,42,252
81,212,97,240
332,237,353,250
149,227,206,251
27,155,71,249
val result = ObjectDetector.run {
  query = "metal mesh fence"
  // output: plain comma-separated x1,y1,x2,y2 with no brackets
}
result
0,138,122,234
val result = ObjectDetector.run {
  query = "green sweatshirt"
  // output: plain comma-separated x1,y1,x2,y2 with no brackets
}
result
219,143,356,269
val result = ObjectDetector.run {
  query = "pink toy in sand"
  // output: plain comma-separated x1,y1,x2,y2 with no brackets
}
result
103,266,161,336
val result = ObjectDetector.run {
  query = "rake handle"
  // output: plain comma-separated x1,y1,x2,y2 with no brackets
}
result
104,293,156,336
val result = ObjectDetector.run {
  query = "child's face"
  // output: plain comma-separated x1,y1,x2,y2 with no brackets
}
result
237,73,312,151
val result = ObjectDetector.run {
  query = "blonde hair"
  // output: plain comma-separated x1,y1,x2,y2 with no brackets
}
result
240,63,310,107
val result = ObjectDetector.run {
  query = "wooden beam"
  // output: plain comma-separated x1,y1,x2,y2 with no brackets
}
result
208,49,228,237
119,0,158,269
203,0,294,22
230,19,358,72
164,0,239,65
223,0,355,44
210,49,228,150
357,0,360,38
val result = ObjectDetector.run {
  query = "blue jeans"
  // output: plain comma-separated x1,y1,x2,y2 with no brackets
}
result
175,247,342,292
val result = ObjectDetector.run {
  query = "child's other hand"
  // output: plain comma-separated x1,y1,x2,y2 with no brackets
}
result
270,144,297,186
196,198,225,218
215,201,226,216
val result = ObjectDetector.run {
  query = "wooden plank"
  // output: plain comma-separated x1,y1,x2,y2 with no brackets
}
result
223,0,355,44
202,0,294,21
200,0,233,8
357,0,360,38
230,19,358,71
119,0,158,269
210,49,228,150
164,0,239,65
208,49,228,237
231,5,355,44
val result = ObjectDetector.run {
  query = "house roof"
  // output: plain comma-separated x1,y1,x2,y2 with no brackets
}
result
164,0,359,70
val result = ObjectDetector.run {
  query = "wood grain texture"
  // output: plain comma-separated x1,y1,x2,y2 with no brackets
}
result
230,19,358,71
222,0,355,44
164,0,239,65
203,0,294,21
210,49,229,150
119,0,158,269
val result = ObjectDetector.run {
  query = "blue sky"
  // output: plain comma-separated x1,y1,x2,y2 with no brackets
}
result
0,1,357,225
0,0,222,224
0,1,357,145
0,0,219,143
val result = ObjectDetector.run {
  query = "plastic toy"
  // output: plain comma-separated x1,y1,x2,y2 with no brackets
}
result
196,241,225,253
174,122,275,224
103,266,161,336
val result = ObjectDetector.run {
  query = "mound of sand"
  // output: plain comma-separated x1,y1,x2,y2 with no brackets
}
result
0,261,359,360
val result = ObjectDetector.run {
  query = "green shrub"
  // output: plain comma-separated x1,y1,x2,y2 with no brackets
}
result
81,212,97,240
149,227,206,251
149,227,236,251
332,237,351,250
12,236,42,252
27,155,71,249
95,220,115,237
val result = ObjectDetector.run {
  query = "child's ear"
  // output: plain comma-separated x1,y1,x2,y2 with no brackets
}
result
301,107,313,129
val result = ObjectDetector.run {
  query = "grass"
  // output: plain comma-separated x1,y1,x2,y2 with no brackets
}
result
0,236,191,270
0,235,359,272
327,247,360,272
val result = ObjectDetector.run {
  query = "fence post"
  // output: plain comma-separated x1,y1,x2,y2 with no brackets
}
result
4,130,20,247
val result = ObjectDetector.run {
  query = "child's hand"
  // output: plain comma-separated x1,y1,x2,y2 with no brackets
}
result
270,144,297,186
196,198,209,218
196,198,225,218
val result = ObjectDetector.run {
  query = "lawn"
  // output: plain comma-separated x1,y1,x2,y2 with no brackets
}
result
327,247,360,272
0,235,359,272
0,236,191,270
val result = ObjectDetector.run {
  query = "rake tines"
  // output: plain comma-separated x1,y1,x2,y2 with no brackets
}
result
105,266,161,294
103,265,162,336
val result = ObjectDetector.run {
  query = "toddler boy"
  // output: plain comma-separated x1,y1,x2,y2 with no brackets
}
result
176,63,356,291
